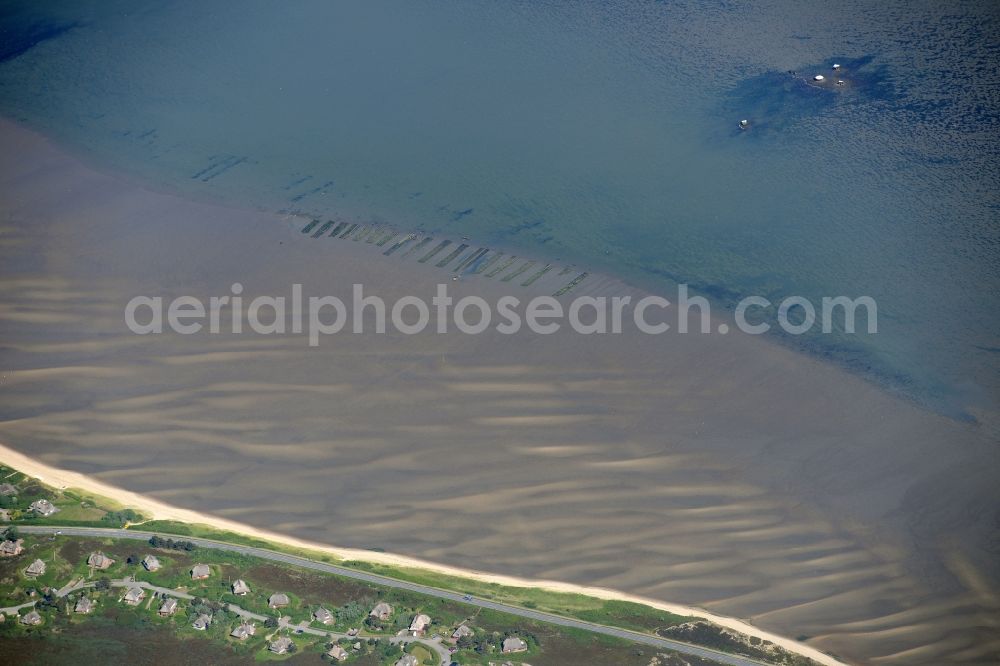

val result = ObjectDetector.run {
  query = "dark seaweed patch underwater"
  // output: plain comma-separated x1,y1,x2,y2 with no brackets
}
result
721,56,897,136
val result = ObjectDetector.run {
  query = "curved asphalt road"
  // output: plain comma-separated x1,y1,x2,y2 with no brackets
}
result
18,525,776,666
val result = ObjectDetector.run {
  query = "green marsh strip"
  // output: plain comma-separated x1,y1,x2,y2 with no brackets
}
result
301,219,320,234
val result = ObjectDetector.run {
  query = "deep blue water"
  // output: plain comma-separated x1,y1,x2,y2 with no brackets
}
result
1,0,998,418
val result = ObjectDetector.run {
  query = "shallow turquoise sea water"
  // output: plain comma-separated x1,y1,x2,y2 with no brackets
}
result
1,0,998,417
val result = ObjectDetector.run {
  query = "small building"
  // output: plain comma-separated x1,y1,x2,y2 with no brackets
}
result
141,554,161,572
25,558,46,577
0,538,24,557
313,607,334,625
122,587,145,606
231,579,250,595
87,552,115,570
452,624,474,641
0,483,16,496
408,613,431,636
327,645,349,661
268,592,290,609
502,636,528,653
192,613,212,631
158,598,178,616
230,622,256,640
28,499,58,517
268,636,294,654
394,656,419,666
74,597,94,614
191,564,211,580
369,602,393,620
20,610,42,626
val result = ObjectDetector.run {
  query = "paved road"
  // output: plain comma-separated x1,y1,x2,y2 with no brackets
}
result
19,525,775,666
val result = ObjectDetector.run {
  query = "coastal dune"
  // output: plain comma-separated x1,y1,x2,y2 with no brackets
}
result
0,118,997,665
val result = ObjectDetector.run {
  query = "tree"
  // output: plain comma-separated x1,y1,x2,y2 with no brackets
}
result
264,616,279,629
95,578,111,591
2,525,19,540
126,553,139,565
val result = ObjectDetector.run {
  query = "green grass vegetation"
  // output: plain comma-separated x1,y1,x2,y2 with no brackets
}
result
136,519,692,636
0,532,728,665
0,463,818,665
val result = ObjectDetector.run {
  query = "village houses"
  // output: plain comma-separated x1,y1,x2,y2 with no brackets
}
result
369,602,393,620
87,552,115,570
502,636,529,653
158,598,178,616
408,613,431,636
0,538,24,557
122,586,145,606
268,636,294,654
25,558,46,577
28,499,58,517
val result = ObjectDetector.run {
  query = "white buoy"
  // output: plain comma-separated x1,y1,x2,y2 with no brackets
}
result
739,119,749,130
832,63,841,70
813,74,825,82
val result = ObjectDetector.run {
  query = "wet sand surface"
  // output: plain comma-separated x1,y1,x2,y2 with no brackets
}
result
0,119,997,665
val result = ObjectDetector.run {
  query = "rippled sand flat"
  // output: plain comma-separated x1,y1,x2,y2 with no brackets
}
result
0,119,997,665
